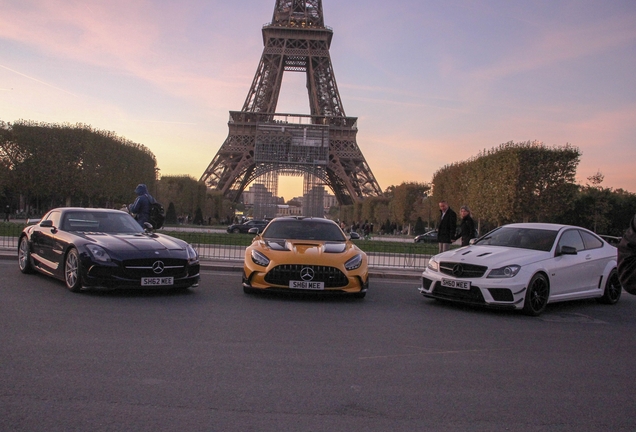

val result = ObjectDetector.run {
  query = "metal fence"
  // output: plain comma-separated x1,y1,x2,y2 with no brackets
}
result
0,223,432,270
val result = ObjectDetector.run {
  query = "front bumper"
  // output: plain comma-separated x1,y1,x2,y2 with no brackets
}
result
418,270,525,310
243,268,368,296
81,258,200,290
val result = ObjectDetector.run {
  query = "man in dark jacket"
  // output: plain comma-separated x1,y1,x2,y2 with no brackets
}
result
618,213,636,295
437,200,457,253
128,184,155,228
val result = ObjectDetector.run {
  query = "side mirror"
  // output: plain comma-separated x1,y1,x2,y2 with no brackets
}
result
558,245,578,256
469,238,477,245
144,222,154,232
40,220,53,228
349,232,360,240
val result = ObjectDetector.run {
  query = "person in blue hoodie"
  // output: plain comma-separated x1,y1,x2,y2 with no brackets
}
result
128,184,155,227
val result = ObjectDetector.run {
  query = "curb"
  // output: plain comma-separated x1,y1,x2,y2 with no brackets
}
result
0,250,421,280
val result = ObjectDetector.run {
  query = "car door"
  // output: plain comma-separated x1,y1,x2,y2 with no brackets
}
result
549,229,592,297
579,229,611,293
32,210,63,272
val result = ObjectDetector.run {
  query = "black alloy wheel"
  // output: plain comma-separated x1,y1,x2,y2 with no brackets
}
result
18,237,34,274
597,269,622,305
522,273,549,316
64,248,83,293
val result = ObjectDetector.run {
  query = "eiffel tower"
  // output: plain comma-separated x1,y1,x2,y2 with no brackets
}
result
200,0,382,207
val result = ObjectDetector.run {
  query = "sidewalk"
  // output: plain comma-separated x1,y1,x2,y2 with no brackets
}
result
0,248,422,280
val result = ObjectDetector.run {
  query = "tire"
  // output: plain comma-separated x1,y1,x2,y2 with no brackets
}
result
522,273,549,316
597,269,621,305
353,291,366,299
18,237,34,274
232,228,240,234
64,248,83,293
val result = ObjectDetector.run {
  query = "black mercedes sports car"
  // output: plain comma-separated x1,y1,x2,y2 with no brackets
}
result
18,208,200,292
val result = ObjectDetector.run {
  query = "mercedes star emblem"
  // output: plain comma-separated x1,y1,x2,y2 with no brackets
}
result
452,264,464,277
300,267,315,281
152,261,165,274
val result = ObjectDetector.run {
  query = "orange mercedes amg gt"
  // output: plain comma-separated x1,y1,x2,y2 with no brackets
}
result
242,217,369,298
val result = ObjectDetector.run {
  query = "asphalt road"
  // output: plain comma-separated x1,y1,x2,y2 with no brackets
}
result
1,261,636,431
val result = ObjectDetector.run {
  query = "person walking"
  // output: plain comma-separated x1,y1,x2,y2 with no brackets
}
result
437,200,457,253
453,205,476,247
128,184,155,228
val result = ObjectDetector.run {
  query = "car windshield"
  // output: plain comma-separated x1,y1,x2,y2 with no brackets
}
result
475,227,558,252
262,219,346,242
62,211,143,234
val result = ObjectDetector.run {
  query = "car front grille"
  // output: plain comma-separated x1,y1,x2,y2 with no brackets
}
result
122,258,187,278
265,264,349,288
431,282,486,304
439,262,488,278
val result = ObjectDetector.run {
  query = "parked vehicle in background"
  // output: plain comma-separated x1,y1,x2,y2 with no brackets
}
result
419,223,621,316
414,230,438,243
18,208,200,292
227,219,269,234
243,217,368,298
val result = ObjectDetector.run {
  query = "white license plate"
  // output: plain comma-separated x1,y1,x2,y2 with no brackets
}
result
141,277,174,286
289,280,325,290
441,278,471,290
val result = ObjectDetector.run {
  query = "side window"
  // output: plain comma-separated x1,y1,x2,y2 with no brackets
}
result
44,211,62,229
580,230,603,250
557,229,585,252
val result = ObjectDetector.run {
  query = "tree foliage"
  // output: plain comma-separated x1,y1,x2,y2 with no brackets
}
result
165,202,178,225
0,120,157,212
432,141,581,225
156,175,235,225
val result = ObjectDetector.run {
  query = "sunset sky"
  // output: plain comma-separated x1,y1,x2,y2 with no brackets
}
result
1,0,635,201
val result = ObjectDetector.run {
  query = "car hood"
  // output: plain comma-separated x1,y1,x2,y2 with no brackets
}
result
254,239,362,262
80,233,185,252
435,245,551,267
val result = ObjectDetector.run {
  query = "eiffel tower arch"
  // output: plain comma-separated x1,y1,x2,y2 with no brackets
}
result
200,0,382,209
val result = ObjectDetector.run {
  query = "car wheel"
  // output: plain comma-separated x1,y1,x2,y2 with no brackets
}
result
232,228,240,234
597,269,621,305
522,273,549,316
353,291,366,299
18,237,34,274
64,248,83,293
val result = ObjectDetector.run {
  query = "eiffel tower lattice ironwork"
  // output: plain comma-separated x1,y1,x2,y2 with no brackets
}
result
200,0,382,206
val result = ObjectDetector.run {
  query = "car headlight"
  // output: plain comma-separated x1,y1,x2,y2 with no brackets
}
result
86,244,111,263
487,265,521,278
427,258,439,272
186,244,199,263
345,253,363,270
251,250,270,267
